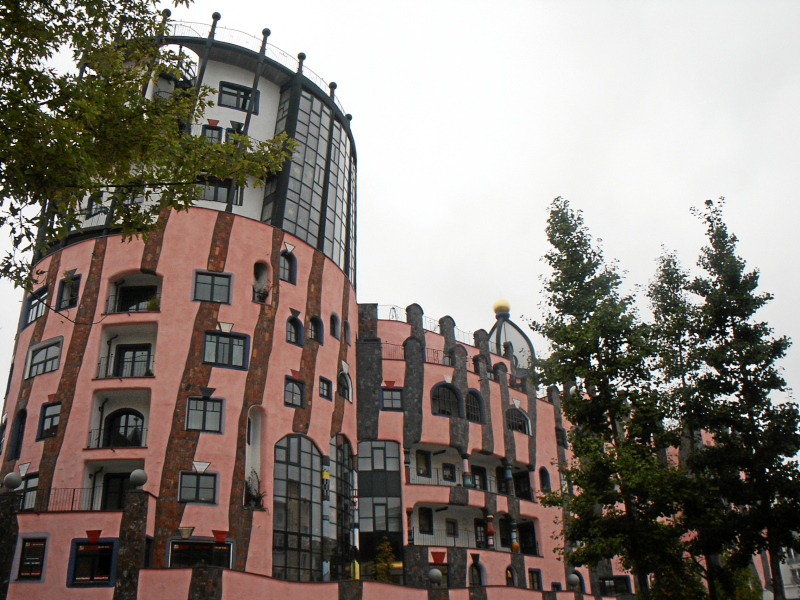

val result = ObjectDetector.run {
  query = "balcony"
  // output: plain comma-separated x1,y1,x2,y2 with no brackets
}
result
87,427,147,449
409,466,464,487
412,527,477,549
107,290,160,314
18,487,129,512
97,352,154,379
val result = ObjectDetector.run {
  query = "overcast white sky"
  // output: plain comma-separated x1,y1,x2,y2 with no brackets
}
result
1,1,798,397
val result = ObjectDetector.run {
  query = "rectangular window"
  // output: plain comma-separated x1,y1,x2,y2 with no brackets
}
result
445,519,458,538
17,474,38,511
499,517,511,548
113,344,151,377
186,398,222,432
71,541,114,585
57,275,80,310
474,519,487,548
179,472,216,503
528,569,543,591
418,507,433,535
442,463,456,482
17,538,46,580
319,377,332,399
27,341,61,378
194,272,231,303
203,332,246,368
416,450,431,477
201,125,222,143
169,541,231,568
218,82,259,113
471,465,487,491
195,177,242,205
381,388,403,411
25,288,47,326
600,577,631,595
37,402,60,439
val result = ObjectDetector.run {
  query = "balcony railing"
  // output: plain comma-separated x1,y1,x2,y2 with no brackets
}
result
97,355,155,379
412,527,476,549
409,467,464,487
425,348,453,366
381,342,405,361
87,427,147,449
106,292,161,314
18,488,127,513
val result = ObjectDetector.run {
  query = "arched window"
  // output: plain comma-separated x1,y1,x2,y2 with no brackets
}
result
286,317,303,345
329,435,355,581
506,408,530,435
272,435,323,582
329,314,340,339
104,409,144,447
469,563,483,586
308,317,323,342
337,373,351,401
539,467,551,493
506,566,517,587
279,251,296,284
253,262,269,303
7,409,26,460
465,391,483,423
431,385,459,417
342,321,351,344
284,380,303,407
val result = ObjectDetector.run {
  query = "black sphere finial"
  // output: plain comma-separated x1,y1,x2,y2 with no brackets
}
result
212,12,221,21
262,28,271,37
346,114,353,121
162,8,171,17
298,52,306,61
329,82,337,90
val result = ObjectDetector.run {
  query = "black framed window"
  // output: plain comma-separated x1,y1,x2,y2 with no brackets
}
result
170,541,231,568
472,465,487,491
539,467,552,493
469,563,483,586
17,473,38,511
179,472,216,503
7,410,26,460
600,576,632,596
445,519,458,539
103,409,145,447
201,125,222,143
381,388,403,411
519,521,539,555
416,450,431,477
529,569,543,591
474,519,487,548
218,82,259,113
496,467,510,495
37,402,61,439
431,385,459,417
272,434,323,582
499,517,512,548
506,408,530,434
505,566,516,586
116,285,158,312
17,538,46,580
113,344,151,377
514,471,533,501
337,373,350,401
308,317,323,342
70,541,114,586
279,252,296,284
442,463,456,482
284,379,303,407
27,341,60,378
196,177,242,205
319,378,332,400
57,275,80,310
24,287,47,326
203,332,246,368
187,398,222,432
418,507,433,534
194,272,231,303
286,317,303,345
466,391,483,423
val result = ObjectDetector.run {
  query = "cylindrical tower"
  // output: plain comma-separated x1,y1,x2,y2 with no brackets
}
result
0,18,358,597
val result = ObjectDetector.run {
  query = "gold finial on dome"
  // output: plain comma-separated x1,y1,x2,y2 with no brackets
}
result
493,299,510,314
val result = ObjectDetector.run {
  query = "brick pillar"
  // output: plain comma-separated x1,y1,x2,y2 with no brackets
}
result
188,566,223,600
0,493,20,600
113,490,149,600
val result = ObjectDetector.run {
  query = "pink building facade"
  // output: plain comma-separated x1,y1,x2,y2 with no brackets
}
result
0,17,630,600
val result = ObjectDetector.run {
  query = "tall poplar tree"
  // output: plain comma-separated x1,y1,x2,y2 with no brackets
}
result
535,197,686,599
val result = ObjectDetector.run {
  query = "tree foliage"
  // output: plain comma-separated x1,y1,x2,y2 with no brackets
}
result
0,0,294,287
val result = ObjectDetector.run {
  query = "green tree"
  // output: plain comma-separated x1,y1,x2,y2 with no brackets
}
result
535,197,686,599
373,537,396,583
681,200,800,600
0,0,293,287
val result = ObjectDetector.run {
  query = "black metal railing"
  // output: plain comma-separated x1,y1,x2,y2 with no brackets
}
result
425,348,453,366
106,292,161,314
409,466,464,487
18,488,127,512
381,342,405,360
87,427,147,449
97,355,155,379
412,527,476,549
